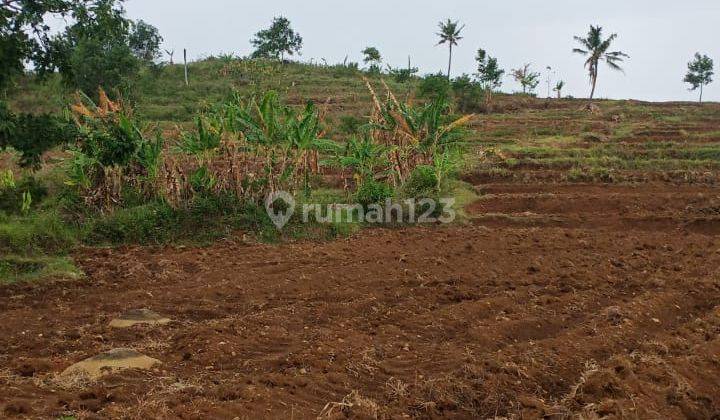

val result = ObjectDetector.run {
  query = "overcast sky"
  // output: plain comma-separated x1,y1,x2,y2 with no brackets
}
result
118,0,718,102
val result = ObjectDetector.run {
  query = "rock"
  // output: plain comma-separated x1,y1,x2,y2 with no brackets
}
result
61,348,161,380
109,309,171,328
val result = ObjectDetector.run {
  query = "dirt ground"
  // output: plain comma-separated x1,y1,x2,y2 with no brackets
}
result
1,179,719,419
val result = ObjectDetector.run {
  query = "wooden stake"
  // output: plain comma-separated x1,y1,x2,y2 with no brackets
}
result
184,49,189,86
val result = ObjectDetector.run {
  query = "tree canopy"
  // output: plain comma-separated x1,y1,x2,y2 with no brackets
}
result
0,0,82,90
573,25,628,99
251,16,303,61
684,53,714,103
512,64,540,94
475,48,504,90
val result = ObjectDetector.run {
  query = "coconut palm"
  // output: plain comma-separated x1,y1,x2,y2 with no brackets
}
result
573,25,629,100
436,19,464,80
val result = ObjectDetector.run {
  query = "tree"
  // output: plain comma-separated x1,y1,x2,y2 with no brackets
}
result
362,46,382,72
573,25,629,100
684,53,714,103
554,80,565,99
436,19,464,80
512,64,540,94
475,48,504,110
250,16,302,61
38,0,140,96
0,0,81,91
129,19,162,63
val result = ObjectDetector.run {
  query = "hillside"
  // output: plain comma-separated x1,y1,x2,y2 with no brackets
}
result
1,61,720,418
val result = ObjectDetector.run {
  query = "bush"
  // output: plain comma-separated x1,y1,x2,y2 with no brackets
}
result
0,212,77,255
355,179,394,206
418,73,451,100
86,201,179,245
452,75,486,113
0,106,76,168
0,176,48,214
403,165,438,198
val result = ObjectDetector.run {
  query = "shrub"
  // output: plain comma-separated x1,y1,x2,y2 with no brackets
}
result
403,165,439,198
418,73,451,100
0,176,48,215
0,105,76,169
389,66,419,83
355,178,393,207
452,75,485,113
0,212,77,255
85,201,179,245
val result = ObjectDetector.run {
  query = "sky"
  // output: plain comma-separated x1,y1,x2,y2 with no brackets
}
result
114,0,718,101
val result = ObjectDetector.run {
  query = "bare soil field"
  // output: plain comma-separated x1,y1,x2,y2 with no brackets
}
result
2,100,720,419
1,179,720,419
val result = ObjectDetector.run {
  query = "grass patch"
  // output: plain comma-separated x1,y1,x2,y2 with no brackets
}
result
0,255,82,284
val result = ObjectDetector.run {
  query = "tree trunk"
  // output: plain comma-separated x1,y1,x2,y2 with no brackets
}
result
447,44,453,81
589,64,598,100
557,89,561,99
699,83,704,104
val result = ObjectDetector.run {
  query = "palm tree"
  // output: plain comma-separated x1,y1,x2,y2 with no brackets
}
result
573,25,629,100
437,19,464,80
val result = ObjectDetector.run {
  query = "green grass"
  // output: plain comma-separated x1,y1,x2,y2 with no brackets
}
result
0,255,82,284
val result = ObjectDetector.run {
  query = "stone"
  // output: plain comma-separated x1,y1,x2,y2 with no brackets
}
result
61,348,161,380
109,309,171,328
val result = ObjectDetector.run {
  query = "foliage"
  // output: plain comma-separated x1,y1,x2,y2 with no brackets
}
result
250,16,303,60
363,79,472,187
37,0,141,96
554,80,565,98
166,90,331,206
388,66,419,83
337,135,389,181
436,19,464,79
362,46,382,72
573,25,629,99
0,104,77,168
418,73,451,100
69,89,163,208
355,178,393,206
128,19,163,63
0,0,78,90
475,49,504,90
452,74,485,113
512,64,540,94
684,53,714,103
403,165,438,197
0,175,47,214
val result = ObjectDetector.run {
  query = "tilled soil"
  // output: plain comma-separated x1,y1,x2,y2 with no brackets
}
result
1,183,720,419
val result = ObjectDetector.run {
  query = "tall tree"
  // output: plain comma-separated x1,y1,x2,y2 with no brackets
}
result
0,0,82,91
512,64,540,94
251,16,302,61
38,0,140,96
362,46,382,72
684,53,714,103
128,19,162,63
554,80,565,99
573,25,629,100
436,19,464,81
475,48,504,110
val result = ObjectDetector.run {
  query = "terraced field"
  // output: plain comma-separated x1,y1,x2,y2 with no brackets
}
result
1,94,719,418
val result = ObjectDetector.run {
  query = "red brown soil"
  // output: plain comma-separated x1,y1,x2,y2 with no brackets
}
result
1,180,720,419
